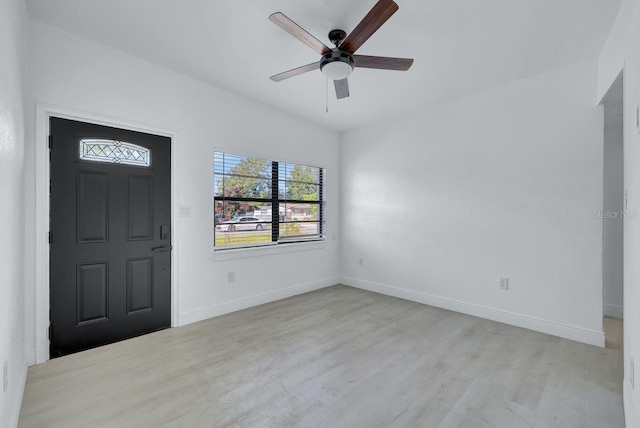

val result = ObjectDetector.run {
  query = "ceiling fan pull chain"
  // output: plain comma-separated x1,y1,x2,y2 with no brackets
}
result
326,76,329,113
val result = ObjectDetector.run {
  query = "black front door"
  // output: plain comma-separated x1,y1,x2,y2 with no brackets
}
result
50,118,171,357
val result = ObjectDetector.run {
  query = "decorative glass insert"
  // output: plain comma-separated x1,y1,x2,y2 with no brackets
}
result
79,139,151,167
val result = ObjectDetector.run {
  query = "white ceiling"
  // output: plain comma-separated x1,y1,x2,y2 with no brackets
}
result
26,0,621,132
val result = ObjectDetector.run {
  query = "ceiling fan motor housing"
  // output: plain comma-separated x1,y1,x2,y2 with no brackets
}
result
320,49,355,80
328,29,347,46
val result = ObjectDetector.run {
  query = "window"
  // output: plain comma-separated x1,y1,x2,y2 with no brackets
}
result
214,152,324,249
79,139,151,167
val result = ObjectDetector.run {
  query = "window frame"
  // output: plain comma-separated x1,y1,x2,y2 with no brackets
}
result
214,150,326,251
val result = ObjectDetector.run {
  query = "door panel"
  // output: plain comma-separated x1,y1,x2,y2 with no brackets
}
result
127,176,154,240
126,257,154,314
76,172,109,243
76,262,109,325
50,117,171,358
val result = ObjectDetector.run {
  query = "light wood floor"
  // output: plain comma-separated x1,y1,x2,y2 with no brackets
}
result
19,285,624,428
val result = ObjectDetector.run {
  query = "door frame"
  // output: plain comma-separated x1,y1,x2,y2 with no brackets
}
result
35,103,180,364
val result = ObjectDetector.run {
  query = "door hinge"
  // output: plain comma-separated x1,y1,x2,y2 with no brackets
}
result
48,326,51,341
48,135,52,149
48,231,51,244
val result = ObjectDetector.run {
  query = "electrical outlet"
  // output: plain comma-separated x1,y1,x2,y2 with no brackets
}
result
499,278,509,291
3,360,7,392
359,258,364,267
631,358,635,389
227,272,235,283
179,205,191,217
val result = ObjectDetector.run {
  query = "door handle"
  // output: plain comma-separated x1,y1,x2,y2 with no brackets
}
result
151,244,172,252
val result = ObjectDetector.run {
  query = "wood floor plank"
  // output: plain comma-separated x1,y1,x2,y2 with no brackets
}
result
19,285,624,428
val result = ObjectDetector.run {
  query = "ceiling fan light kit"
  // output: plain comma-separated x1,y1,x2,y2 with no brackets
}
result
320,49,355,81
269,0,413,100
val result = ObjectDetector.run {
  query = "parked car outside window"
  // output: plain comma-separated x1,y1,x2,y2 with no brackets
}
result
215,216,267,232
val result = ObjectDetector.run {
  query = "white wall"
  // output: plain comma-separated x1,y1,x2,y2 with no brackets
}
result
598,0,640,425
341,60,605,346
24,21,341,363
0,0,28,426
602,93,624,319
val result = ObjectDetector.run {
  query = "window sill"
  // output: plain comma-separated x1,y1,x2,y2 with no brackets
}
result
213,239,326,261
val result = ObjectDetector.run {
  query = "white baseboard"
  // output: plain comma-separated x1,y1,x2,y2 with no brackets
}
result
603,304,623,319
341,276,605,347
8,360,28,428
179,277,339,326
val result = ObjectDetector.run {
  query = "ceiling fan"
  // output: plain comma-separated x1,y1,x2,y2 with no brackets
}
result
269,0,414,99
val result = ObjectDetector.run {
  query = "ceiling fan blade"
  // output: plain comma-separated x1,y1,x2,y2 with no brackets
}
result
334,78,350,99
339,0,399,54
270,62,321,82
354,55,413,70
269,12,331,55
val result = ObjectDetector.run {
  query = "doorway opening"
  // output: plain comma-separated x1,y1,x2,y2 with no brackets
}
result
601,71,623,350
34,105,179,364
